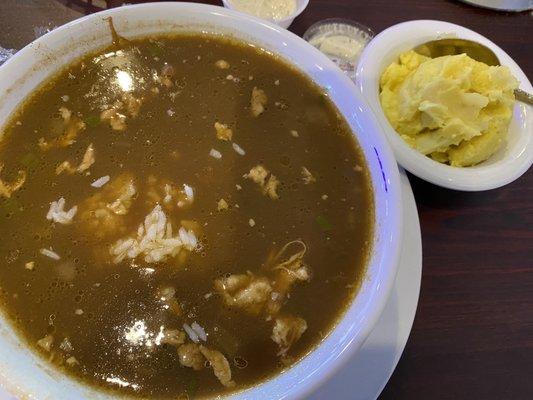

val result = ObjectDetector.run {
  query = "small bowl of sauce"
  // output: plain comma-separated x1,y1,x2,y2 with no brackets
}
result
304,18,375,82
222,0,309,29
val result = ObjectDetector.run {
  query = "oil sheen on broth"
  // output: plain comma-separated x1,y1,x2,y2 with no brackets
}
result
0,33,373,398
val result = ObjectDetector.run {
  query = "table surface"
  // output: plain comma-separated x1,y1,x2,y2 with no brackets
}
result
0,1,532,399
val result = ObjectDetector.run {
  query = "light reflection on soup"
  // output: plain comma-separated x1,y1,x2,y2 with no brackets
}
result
0,33,373,398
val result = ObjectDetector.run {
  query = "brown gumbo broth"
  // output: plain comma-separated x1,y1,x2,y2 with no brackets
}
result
0,33,373,398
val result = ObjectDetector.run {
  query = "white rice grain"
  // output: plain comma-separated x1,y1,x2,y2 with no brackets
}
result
232,142,246,156
179,227,198,251
183,184,194,202
183,323,199,343
91,175,110,188
209,148,222,159
191,322,207,342
40,248,60,260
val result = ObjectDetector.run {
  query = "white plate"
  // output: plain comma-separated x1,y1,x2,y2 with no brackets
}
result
0,163,419,400
309,169,422,400
0,168,421,400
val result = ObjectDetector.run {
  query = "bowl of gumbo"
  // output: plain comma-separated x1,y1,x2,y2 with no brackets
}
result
0,3,402,399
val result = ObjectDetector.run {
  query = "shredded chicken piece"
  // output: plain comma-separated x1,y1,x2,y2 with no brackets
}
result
78,173,136,239
266,240,310,315
100,94,142,130
37,137,49,150
301,167,316,184
106,180,137,215
122,93,142,117
177,344,235,387
214,122,233,141
176,344,235,387
160,329,186,346
177,343,204,370
263,174,279,200
267,240,309,275
217,198,229,211
55,161,75,175
59,106,72,121
214,274,272,315
75,143,94,172
200,346,235,388
101,108,127,131
157,286,183,316
244,165,268,186
40,108,86,150
56,144,95,175
66,356,79,366
251,87,267,117
0,164,26,198
244,165,279,200
161,64,175,88
271,315,307,356
46,197,78,225
215,60,230,69
109,204,198,264
37,334,54,352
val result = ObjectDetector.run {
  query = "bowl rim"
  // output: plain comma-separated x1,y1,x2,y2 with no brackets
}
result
0,3,402,399
356,19,533,191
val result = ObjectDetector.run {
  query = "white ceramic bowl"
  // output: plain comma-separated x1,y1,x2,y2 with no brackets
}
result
0,3,402,399
357,20,533,191
221,0,309,29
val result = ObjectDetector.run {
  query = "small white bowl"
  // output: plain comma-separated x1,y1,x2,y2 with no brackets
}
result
221,0,309,29
356,20,533,191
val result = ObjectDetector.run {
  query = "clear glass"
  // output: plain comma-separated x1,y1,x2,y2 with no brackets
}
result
303,18,375,82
